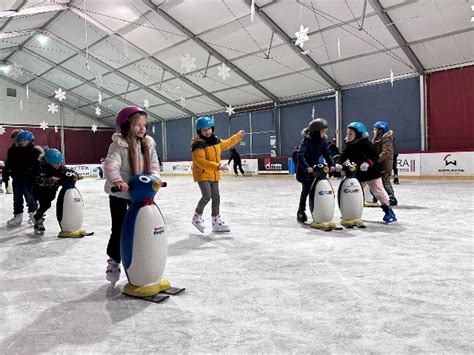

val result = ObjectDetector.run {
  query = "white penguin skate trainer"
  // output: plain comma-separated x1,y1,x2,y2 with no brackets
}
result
212,215,230,233
106,258,121,287
7,213,23,227
192,212,205,233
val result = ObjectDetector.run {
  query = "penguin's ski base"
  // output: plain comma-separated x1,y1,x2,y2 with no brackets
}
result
123,287,185,303
161,286,186,295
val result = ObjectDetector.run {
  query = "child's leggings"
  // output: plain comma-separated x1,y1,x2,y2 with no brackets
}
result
361,178,389,206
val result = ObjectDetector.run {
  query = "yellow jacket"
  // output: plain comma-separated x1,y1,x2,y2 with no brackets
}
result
191,133,242,182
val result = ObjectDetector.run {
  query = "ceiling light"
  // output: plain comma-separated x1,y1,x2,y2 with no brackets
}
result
37,34,49,45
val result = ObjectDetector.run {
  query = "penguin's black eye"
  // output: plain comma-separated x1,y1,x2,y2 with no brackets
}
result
66,172,74,177
139,176,151,183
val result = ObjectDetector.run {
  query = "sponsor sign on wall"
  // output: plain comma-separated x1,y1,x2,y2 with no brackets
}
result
396,153,420,177
67,164,101,177
258,157,289,174
162,161,193,174
421,152,474,177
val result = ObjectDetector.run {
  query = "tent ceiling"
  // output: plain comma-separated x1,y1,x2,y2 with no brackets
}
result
0,0,472,124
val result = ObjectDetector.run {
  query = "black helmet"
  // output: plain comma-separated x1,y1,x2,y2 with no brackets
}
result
308,118,328,133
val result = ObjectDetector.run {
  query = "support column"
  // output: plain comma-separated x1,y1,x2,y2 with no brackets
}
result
420,75,427,151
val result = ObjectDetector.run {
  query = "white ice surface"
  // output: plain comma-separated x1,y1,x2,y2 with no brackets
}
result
0,176,473,353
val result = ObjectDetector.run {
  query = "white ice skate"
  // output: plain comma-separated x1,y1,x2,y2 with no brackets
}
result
7,213,23,228
212,215,230,233
28,212,35,225
192,212,205,233
106,258,121,287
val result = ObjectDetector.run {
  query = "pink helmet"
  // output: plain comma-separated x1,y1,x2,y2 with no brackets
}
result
115,106,147,131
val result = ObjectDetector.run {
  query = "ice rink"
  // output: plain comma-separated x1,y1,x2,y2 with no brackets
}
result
0,175,473,353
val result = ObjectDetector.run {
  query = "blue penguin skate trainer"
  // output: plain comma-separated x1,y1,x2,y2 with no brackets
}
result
120,175,184,301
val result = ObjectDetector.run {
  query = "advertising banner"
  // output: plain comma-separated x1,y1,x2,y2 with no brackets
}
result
421,151,474,177
163,161,193,174
258,157,289,174
396,153,420,177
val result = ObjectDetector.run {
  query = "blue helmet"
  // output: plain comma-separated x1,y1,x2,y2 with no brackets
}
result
347,122,368,138
44,149,63,165
195,116,214,131
17,131,34,141
374,120,390,133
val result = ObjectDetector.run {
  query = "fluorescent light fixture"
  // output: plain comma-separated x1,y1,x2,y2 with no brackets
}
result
37,34,49,45
0,64,11,75
0,4,67,18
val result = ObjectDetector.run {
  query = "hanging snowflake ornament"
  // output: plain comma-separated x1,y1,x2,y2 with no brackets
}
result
311,105,315,119
143,97,150,109
47,103,59,114
225,105,235,116
295,25,309,49
180,54,197,73
39,121,49,130
152,125,155,134
54,88,66,102
91,124,98,133
9,61,23,79
95,106,101,116
390,69,394,87
95,72,103,88
19,99,23,112
179,95,186,108
54,125,58,133
217,63,231,81
0,126,5,135
98,92,102,105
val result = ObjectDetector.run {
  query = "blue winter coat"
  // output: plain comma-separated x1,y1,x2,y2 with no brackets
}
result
296,129,334,184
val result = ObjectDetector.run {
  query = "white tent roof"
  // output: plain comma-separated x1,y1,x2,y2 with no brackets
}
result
1,0,472,125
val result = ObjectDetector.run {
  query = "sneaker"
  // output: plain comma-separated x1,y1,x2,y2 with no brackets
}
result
212,215,230,232
28,212,35,225
297,210,307,223
106,258,121,286
192,212,205,233
383,207,397,223
7,213,23,227
389,196,398,206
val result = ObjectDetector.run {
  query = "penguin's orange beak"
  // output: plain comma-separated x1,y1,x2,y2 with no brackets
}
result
152,180,160,192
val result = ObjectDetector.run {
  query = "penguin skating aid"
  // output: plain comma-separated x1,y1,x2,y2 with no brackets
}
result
117,176,185,302
308,164,342,231
337,161,366,228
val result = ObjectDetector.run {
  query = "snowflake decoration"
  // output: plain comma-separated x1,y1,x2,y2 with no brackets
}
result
98,92,102,105
19,99,23,112
39,121,49,130
179,95,186,108
390,69,394,87
54,125,58,133
143,97,150,109
9,61,23,79
217,63,231,81
295,25,309,49
54,88,66,102
180,54,197,73
95,106,101,116
91,124,98,133
311,105,315,119
47,103,59,114
225,105,235,116
0,126,5,135
152,125,155,134
95,72,103,88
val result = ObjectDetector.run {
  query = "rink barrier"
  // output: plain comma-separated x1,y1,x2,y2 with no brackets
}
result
69,151,473,180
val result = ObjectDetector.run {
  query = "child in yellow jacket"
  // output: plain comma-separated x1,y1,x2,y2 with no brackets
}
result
191,116,245,233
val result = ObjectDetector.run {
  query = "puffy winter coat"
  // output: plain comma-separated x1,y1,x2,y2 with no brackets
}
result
296,128,334,184
103,133,160,199
4,143,41,179
372,130,394,175
338,137,381,182
191,133,242,182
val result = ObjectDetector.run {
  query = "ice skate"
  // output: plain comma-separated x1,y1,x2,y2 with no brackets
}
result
192,212,205,233
389,196,398,206
34,217,45,236
296,210,307,223
393,175,399,184
212,215,230,232
383,207,397,223
7,213,23,228
106,258,121,287
28,212,35,225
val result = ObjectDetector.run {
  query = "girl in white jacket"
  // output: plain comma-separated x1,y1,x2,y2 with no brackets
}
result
103,106,161,286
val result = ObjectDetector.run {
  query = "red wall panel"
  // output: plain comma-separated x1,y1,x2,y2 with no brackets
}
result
427,66,474,151
0,126,113,164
